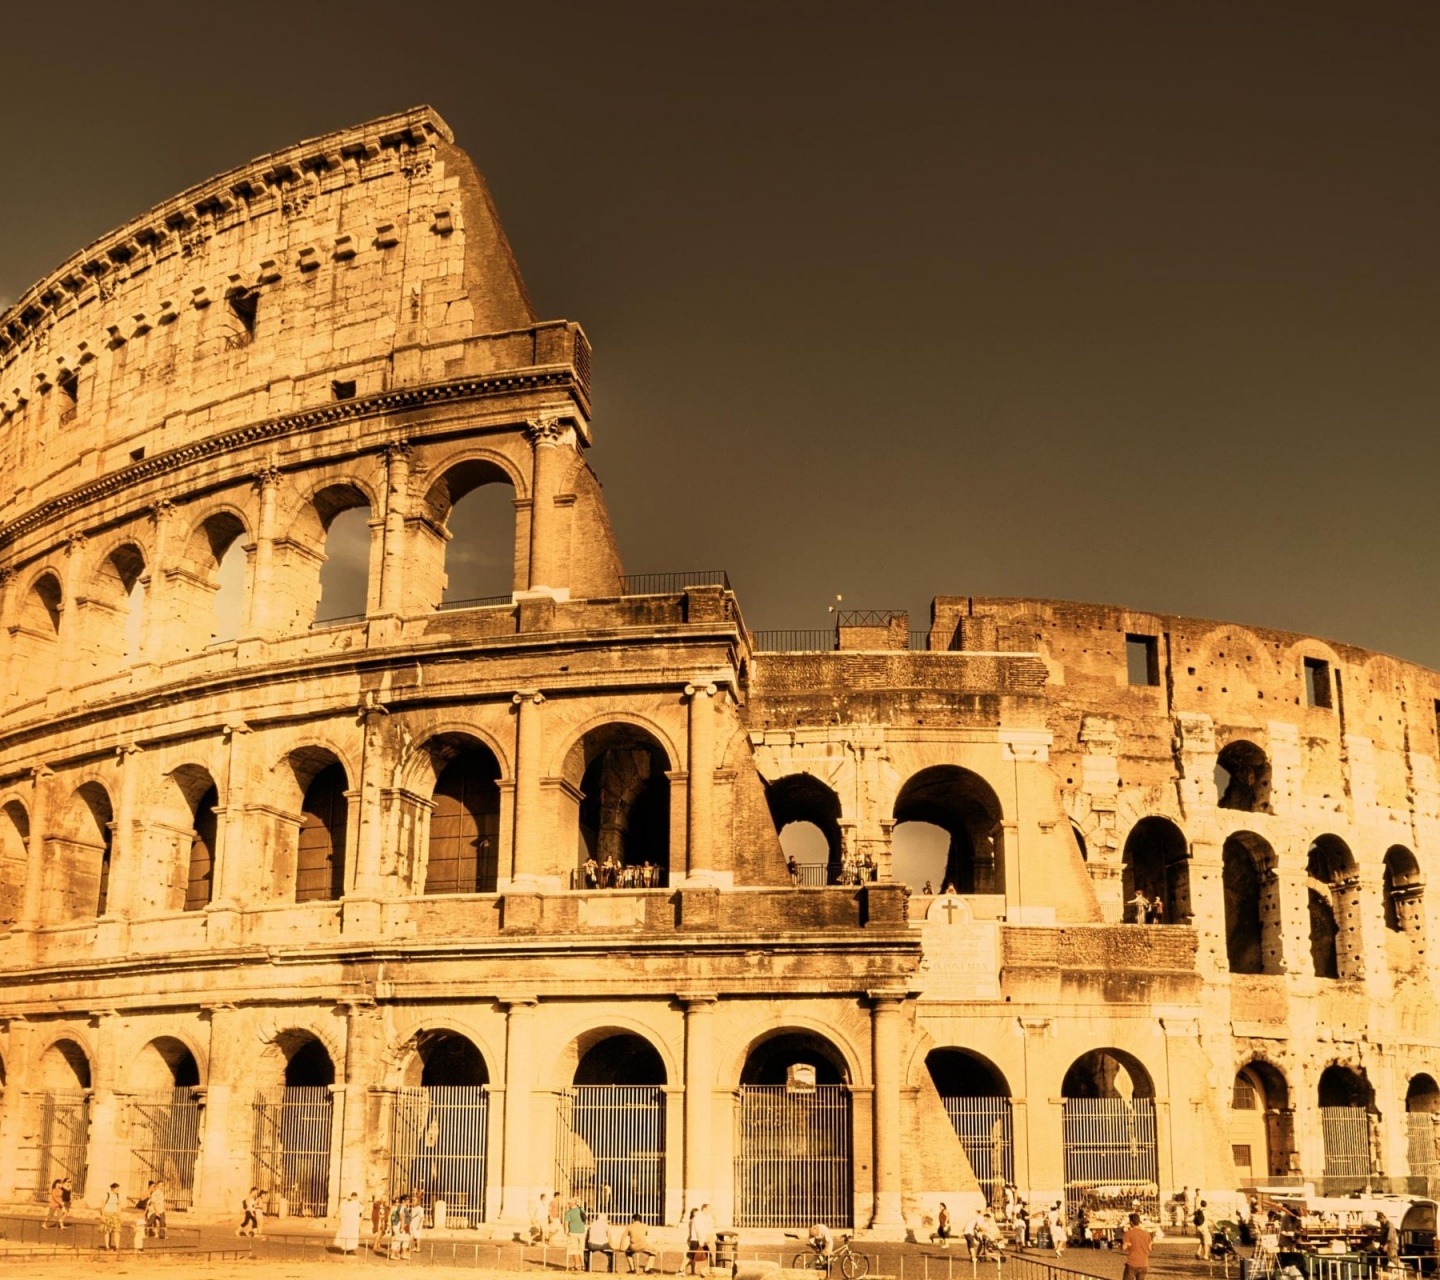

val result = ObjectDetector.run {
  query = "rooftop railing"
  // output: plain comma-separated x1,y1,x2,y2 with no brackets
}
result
622,569,731,595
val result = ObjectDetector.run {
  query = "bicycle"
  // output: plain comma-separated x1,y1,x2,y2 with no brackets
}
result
791,1234,871,1279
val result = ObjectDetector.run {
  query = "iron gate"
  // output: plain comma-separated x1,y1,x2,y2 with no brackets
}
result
252,1087,338,1218
127,1089,202,1211
941,1096,1013,1207
1408,1113,1440,1184
733,1085,852,1229
37,1091,90,1197
390,1086,489,1227
1062,1097,1159,1223
555,1086,665,1224
1321,1106,1372,1185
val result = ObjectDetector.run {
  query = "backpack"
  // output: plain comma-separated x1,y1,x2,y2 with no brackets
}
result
1194,1209,1205,1227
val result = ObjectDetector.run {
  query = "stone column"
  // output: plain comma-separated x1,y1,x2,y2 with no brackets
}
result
194,1004,245,1212
0,1016,35,1200
140,500,176,668
244,467,280,638
211,723,251,907
524,418,572,598
20,766,51,931
510,693,545,886
338,1001,384,1203
377,443,411,618
107,744,143,917
0,566,16,697
685,684,716,881
868,991,906,1230
352,706,389,899
57,533,87,680
86,1010,125,1204
497,996,538,1224
681,994,717,1213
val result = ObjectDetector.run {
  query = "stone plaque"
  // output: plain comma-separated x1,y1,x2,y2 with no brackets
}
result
578,894,646,930
923,895,1000,999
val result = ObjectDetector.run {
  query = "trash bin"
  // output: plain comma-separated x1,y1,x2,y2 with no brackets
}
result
714,1231,739,1273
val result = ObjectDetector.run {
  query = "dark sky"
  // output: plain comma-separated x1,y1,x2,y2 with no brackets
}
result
3,2,1438,664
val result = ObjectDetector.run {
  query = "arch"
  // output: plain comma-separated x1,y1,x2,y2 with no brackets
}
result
405,723,513,792
296,759,348,902
424,743,501,895
1318,1063,1377,1186
1406,1073,1440,1184
554,711,682,786
19,570,62,634
252,1030,337,1219
1061,1048,1155,1100
573,1033,668,1086
925,1049,1013,1207
1231,1060,1295,1181
734,1029,855,1228
893,765,1005,895
925,1047,1011,1097
1384,845,1425,936
1222,831,1282,975
284,1035,337,1088
1216,740,1272,813
181,509,251,646
1307,835,1361,979
402,1029,491,1088
45,782,114,921
0,797,29,929
1407,1074,1440,1114
565,722,674,887
129,1036,203,1091
1120,816,1190,923
549,1020,682,1092
91,541,147,669
311,482,372,624
763,773,843,884
425,458,519,606
8,571,62,701
1318,1063,1375,1110
37,1037,92,1090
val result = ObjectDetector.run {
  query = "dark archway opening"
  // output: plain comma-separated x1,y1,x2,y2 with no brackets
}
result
297,761,348,903
764,774,844,885
1308,836,1360,980
574,1034,667,1086
574,726,671,888
1232,1061,1295,1181
1385,845,1425,937
893,766,1004,895
425,746,501,895
1061,1049,1158,1223
1120,817,1190,923
285,1038,336,1089
926,1048,1013,1206
1223,832,1283,975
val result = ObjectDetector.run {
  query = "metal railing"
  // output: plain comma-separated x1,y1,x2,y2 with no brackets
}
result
733,1084,852,1228
310,613,366,630
127,1089,201,1212
752,629,837,652
622,570,730,595
1321,1106,1373,1183
436,594,513,612
555,1086,666,1224
942,1096,1014,1206
1062,1097,1159,1225
389,1086,489,1227
252,1087,339,1219
835,609,904,626
910,629,933,651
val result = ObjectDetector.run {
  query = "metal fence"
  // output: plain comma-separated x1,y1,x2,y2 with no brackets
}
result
36,1090,90,1198
733,1084,852,1228
752,629,837,652
1061,1097,1159,1224
1408,1112,1440,1183
622,570,731,595
390,1086,490,1227
436,594,513,612
941,1096,1014,1206
555,1085,665,1224
252,1087,338,1219
1321,1106,1373,1185
127,1089,202,1211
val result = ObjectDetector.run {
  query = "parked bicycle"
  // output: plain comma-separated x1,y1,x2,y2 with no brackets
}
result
791,1233,871,1279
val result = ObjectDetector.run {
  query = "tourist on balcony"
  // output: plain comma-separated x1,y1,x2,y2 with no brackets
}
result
1150,896,1165,925
601,854,620,888
582,857,599,889
787,856,800,885
1129,889,1152,923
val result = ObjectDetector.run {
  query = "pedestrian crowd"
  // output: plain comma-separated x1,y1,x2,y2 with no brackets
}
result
580,857,664,890
928,1185,1067,1259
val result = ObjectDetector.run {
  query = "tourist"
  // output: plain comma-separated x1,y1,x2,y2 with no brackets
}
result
389,1194,412,1258
1122,1212,1152,1280
586,1211,614,1271
922,880,934,895
100,1182,123,1251
334,1191,363,1254
563,1198,586,1270
409,1197,426,1252
583,857,599,889
1130,888,1151,922
148,1178,168,1240
932,1201,951,1247
620,1213,656,1273
787,855,800,885
807,1221,835,1261
1151,895,1164,924
547,1189,566,1243
1048,1202,1066,1257
1014,1200,1029,1247
1194,1200,1212,1260
239,1187,263,1237
43,1178,65,1228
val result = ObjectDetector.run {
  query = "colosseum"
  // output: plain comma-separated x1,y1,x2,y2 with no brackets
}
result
0,105,1436,1237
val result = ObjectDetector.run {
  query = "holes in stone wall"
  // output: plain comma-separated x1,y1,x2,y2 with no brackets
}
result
1307,835,1361,980
1222,831,1283,975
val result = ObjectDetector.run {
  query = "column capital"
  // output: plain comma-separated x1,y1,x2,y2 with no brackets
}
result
31,764,54,784
253,465,282,491
64,533,87,557
147,498,176,525
382,439,414,464
499,994,539,1010
524,415,574,448
867,989,908,1009
512,690,545,705
684,683,717,700
115,742,143,759
679,992,718,1009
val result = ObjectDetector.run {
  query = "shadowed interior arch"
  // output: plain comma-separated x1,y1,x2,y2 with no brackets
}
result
893,766,1004,895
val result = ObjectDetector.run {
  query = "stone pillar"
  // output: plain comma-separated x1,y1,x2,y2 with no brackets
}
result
682,994,717,1213
510,693,545,886
194,1004,244,1212
524,417,573,599
244,467,280,637
0,1017,35,1200
86,1010,125,1204
377,443,411,618
338,1002,384,1203
211,723,251,907
352,707,388,899
107,744,143,918
20,766,51,931
497,996,538,1225
868,991,906,1230
685,684,716,881
57,533,87,680
140,500,176,669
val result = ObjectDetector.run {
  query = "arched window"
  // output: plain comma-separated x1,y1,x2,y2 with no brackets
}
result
9,573,62,700
566,724,672,888
312,485,372,625
1231,1062,1295,1181
1222,832,1283,975
1,800,29,930
926,1049,1013,1206
90,544,146,671
893,766,1004,895
426,460,518,608
1406,1074,1440,1183
1216,741,1271,813
1061,1049,1159,1221
296,763,348,902
1120,817,1190,923
1307,836,1361,980
45,783,113,921
1384,845,1425,936
196,512,248,645
185,785,219,911
425,748,501,895
763,773,844,885
1318,1064,1376,1188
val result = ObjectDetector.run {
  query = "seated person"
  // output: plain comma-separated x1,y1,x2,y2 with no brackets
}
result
586,1212,614,1272
619,1215,655,1274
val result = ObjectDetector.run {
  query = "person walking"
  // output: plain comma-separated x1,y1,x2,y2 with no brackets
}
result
148,1178,168,1240
44,1179,65,1228
932,1202,952,1247
1048,1202,1067,1257
100,1182,123,1251
334,1191,363,1254
563,1198,586,1270
1194,1200,1212,1260
1122,1213,1153,1280
238,1187,262,1237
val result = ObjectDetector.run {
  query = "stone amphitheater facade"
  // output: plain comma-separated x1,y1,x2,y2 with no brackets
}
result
1,106,1437,1233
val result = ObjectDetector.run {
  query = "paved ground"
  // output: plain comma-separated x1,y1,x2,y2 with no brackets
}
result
0,1213,1233,1280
